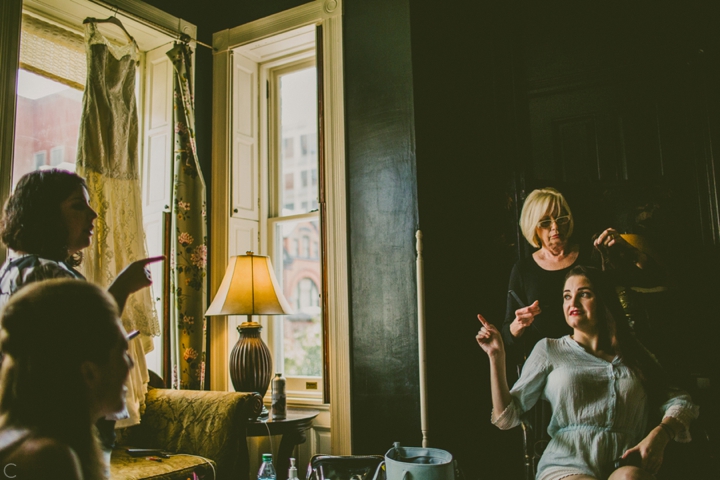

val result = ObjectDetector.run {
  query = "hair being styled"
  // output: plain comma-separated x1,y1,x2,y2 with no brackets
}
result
519,187,574,248
0,279,122,480
0,169,88,264
564,265,665,403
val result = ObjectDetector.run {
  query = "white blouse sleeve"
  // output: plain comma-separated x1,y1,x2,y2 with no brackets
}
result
660,390,699,443
492,339,551,430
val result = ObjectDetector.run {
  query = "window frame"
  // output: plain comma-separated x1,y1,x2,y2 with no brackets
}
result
210,0,349,454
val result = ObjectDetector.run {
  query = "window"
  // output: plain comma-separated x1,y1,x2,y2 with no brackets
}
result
17,71,81,183
283,137,294,158
269,62,323,381
301,234,310,258
8,5,188,379
300,133,316,156
285,172,294,190
33,151,46,169
231,30,325,400
50,146,64,166
215,3,349,452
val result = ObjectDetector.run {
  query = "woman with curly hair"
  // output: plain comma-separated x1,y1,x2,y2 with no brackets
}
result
0,279,133,480
0,169,162,313
478,266,697,480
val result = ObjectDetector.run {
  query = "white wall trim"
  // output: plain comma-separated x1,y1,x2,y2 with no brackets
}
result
211,0,351,455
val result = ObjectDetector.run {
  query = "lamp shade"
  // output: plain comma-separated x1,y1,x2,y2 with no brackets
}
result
206,253,293,316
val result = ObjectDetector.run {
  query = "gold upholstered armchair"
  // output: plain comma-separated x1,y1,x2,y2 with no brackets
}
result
110,387,263,480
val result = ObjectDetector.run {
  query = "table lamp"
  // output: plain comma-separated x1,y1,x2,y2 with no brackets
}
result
206,252,293,415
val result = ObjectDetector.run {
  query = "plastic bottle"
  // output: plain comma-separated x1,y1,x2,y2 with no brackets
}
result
258,453,276,480
288,458,299,480
271,372,287,419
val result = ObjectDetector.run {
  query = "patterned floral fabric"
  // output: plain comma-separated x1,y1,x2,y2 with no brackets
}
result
115,388,263,480
0,254,83,311
166,43,207,390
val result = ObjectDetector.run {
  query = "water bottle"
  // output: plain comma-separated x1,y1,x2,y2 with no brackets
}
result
258,453,276,480
288,457,299,480
271,373,287,419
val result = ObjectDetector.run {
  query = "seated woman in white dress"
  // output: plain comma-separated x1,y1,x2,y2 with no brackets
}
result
0,279,133,480
476,265,698,480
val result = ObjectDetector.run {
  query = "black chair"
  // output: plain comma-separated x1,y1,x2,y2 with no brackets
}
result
520,399,551,480
306,455,385,480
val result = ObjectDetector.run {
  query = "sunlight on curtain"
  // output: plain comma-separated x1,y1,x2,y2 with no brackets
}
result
166,43,208,390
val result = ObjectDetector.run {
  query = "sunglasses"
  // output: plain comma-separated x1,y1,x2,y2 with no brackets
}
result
537,215,571,229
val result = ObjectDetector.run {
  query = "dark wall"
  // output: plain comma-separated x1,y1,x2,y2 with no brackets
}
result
410,2,720,479
409,3,523,479
343,0,421,453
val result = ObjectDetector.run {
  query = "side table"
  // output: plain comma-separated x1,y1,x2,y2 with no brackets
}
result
247,408,320,480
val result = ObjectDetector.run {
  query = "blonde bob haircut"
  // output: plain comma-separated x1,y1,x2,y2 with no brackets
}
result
519,187,574,248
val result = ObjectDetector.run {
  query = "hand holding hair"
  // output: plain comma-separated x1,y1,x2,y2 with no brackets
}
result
510,300,541,338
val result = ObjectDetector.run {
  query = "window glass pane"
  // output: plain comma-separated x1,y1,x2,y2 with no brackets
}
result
279,67,317,216
274,217,322,376
13,69,82,186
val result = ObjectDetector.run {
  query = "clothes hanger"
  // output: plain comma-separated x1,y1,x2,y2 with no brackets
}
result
83,8,134,43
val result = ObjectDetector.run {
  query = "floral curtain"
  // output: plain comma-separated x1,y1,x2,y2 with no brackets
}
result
166,43,207,390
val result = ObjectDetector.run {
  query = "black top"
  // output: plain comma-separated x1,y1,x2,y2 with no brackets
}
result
502,247,590,362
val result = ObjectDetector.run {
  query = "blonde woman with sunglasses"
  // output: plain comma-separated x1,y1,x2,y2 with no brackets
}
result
502,188,584,362
503,188,652,367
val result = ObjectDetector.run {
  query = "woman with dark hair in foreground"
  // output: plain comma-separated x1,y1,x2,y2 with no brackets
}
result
478,266,698,480
0,280,133,480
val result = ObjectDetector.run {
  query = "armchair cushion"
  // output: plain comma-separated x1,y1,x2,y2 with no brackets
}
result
110,449,215,480
114,388,263,480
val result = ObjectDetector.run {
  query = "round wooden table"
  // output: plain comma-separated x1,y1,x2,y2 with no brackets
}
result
247,408,320,480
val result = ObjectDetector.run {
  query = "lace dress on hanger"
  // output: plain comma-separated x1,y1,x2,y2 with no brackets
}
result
76,21,159,428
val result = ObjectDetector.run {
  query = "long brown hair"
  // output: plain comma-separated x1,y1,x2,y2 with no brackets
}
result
564,265,666,405
0,280,123,480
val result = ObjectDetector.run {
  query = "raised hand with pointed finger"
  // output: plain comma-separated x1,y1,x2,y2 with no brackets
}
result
476,314,505,359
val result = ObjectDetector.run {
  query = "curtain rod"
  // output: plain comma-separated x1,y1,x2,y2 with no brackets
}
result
87,0,214,51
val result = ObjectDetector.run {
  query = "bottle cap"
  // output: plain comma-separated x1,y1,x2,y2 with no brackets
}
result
289,457,297,478
262,453,273,461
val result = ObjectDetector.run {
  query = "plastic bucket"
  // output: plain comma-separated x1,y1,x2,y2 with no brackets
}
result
382,443,454,480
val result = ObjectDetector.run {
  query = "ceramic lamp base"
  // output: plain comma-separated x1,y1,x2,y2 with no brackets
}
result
229,321,272,404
